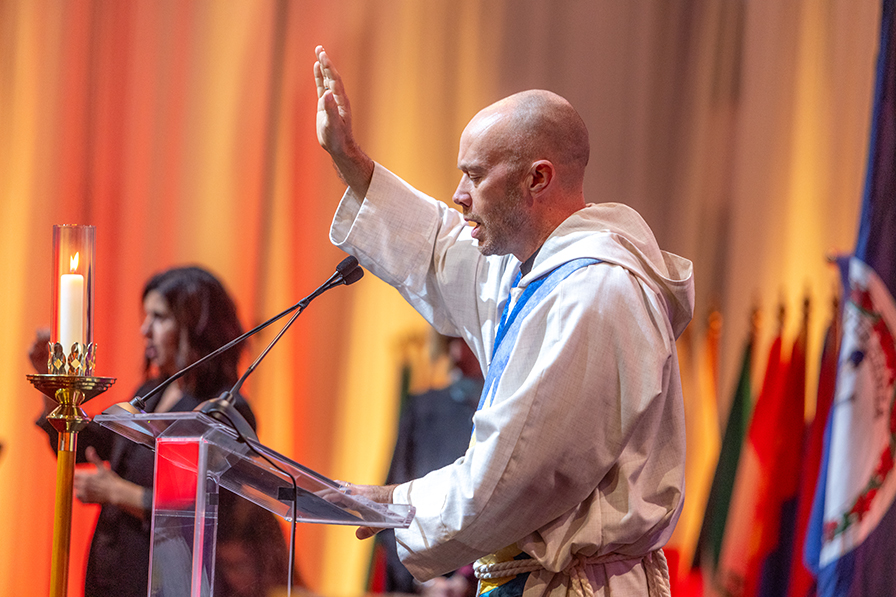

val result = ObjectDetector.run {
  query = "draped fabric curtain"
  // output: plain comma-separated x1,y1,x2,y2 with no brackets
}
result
0,1,880,595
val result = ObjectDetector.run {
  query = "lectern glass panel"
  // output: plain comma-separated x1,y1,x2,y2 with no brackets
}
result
96,411,414,597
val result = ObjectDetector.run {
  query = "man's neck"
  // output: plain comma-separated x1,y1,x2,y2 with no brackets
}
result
519,245,542,277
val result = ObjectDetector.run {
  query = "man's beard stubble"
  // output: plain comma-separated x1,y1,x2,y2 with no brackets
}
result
476,177,528,257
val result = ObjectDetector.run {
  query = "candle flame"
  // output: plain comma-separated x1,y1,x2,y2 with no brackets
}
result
70,252,79,273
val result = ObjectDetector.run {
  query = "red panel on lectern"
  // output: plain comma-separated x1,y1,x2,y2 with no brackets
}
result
154,439,199,510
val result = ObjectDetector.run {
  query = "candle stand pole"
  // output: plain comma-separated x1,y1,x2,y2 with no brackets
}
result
28,355,115,597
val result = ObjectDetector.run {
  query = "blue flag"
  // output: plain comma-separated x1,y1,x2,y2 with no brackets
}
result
805,1,896,595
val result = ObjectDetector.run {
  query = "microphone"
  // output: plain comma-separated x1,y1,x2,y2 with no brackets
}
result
341,265,363,286
102,257,364,435
195,256,363,439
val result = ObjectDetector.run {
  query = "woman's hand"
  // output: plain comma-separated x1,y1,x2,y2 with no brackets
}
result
27,328,51,373
74,447,149,520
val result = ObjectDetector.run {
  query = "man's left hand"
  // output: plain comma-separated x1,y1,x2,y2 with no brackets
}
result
344,483,397,539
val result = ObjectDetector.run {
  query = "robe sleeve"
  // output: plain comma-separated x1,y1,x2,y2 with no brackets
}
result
330,163,515,365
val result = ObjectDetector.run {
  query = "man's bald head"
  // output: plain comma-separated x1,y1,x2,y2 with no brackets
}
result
454,90,590,260
470,90,590,190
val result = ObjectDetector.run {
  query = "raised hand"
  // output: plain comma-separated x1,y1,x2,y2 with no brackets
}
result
313,45,374,196
314,45,353,156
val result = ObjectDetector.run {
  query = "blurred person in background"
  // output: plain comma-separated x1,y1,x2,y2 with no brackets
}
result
377,333,482,596
30,265,257,597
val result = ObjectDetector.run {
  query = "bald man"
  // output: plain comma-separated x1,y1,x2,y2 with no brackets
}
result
314,46,694,597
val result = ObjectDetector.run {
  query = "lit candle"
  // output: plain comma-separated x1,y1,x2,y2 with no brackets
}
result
58,252,84,353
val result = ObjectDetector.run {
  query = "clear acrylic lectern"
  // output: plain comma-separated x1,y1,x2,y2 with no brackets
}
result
95,411,414,597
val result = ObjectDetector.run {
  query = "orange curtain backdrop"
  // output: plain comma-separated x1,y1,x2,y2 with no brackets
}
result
0,1,884,596
0,1,499,594
0,1,351,594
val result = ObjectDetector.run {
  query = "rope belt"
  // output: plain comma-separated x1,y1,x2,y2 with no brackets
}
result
473,549,671,597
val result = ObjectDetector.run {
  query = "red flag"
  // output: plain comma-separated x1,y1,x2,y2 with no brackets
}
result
713,332,786,597
714,308,808,597
754,310,808,596
787,311,840,597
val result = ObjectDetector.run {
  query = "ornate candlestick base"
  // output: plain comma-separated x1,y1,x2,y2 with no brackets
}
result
28,373,115,597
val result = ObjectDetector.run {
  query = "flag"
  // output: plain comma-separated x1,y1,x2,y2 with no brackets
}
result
805,2,896,594
786,307,840,597
698,326,755,574
713,310,808,597
712,331,784,597
668,313,722,591
756,309,809,596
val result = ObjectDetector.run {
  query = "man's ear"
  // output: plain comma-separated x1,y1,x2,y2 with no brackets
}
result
528,160,555,196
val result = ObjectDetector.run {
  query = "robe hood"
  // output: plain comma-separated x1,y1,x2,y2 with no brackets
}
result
525,202,695,339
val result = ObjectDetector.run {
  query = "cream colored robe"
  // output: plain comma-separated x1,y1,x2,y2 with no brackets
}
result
329,164,695,596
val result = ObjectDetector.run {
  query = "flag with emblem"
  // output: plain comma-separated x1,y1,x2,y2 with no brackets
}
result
804,1,896,595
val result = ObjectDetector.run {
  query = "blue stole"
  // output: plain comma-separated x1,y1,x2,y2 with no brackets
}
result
474,258,601,425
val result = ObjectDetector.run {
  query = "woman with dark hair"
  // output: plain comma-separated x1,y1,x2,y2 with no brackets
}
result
139,266,247,412
31,265,256,597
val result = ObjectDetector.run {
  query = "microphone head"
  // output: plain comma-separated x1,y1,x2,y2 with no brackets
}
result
101,400,146,416
195,393,258,442
336,255,359,278
342,266,364,286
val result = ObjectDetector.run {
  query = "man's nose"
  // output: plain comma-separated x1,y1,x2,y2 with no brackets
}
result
453,178,471,207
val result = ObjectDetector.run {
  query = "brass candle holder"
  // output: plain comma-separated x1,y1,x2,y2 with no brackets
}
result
28,225,116,597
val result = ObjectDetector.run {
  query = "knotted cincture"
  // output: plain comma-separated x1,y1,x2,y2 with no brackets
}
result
473,549,671,597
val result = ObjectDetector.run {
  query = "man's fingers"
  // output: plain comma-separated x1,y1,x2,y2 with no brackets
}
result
314,60,331,99
355,526,380,540
316,49,344,99
323,89,340,119
317,47,332,77
314,61,325,96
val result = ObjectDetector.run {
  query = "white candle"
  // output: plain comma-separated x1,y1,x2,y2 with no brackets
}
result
59,273,84,353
